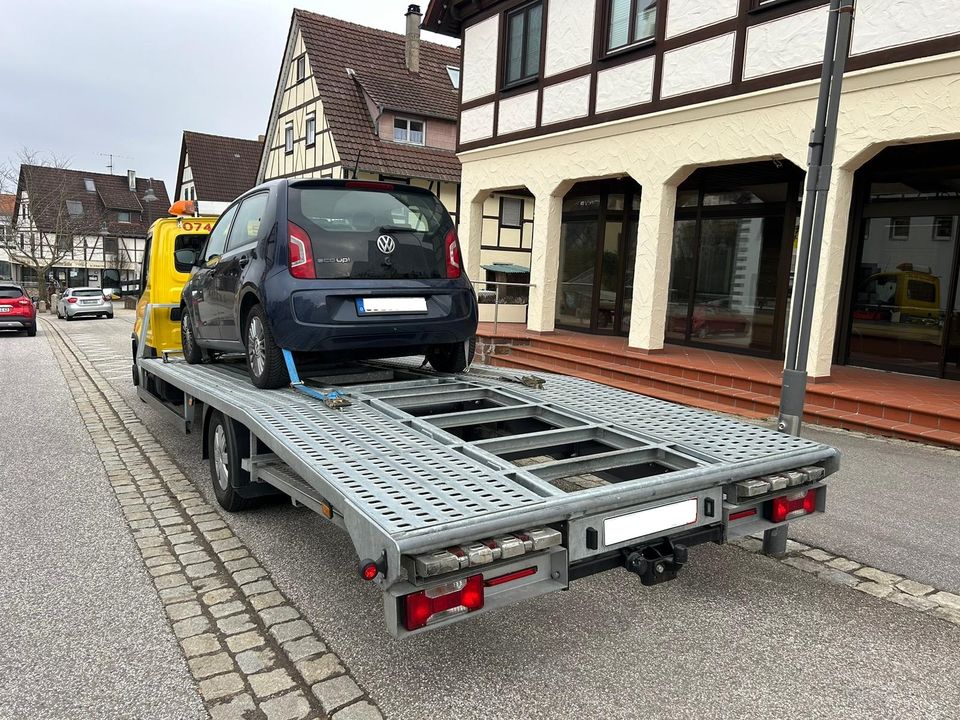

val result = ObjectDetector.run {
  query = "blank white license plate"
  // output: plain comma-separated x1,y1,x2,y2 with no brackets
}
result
0,306,10,313
356,297,427,315
603,498,699,547
81,300,98,305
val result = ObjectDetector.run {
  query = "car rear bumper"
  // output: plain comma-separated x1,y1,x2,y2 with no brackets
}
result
0,317,35,330
66,303,113,317
264,277,478,355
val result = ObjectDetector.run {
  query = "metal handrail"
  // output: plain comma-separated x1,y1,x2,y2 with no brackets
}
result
471,279,535,333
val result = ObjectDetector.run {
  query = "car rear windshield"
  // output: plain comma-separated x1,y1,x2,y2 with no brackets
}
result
0,286,24,299
288,185,453,279
73,289,103,297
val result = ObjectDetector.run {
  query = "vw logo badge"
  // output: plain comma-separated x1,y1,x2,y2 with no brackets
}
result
377,235,396,254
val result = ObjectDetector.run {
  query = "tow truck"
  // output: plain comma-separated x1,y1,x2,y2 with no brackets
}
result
133,202,839,637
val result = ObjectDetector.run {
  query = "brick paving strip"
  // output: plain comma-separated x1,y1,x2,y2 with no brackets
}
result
730,536,960,626
43,319,384,720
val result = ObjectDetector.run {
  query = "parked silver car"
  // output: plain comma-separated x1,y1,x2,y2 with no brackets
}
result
57,287,114,320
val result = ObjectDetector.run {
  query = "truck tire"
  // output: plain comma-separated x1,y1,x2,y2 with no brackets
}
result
244,304,288,389
427,336,476,374
181,311,204,365
207,410,254,512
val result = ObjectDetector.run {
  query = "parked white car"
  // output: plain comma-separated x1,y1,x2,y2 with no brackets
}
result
57,287,114,321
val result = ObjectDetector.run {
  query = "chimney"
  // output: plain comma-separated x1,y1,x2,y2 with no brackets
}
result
257,134,265,143
127,170,136,192
405,4,421,74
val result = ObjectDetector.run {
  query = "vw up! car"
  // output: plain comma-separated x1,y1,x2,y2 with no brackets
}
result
179,178,478,388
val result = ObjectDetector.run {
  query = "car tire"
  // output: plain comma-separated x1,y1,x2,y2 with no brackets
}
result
244,304,288,389
26,324,37,337
427,336,476,374
107,313,114,320
66,313,74,321
207,411,254,512
181,311,204,364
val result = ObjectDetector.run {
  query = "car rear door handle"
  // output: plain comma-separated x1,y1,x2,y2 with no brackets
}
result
238,255,249,267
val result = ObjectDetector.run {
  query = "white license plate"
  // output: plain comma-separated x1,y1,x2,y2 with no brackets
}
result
81,299,98,305
603,498,699,547
0,306,10,313
356,297,427,315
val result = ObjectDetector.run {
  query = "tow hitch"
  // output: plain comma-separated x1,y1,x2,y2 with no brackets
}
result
623,540,688,586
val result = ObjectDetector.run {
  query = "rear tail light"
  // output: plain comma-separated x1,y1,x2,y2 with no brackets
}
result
287,221,316,279
68,297,78,304
444,229,462,279
767,489,817,523
17,298,31,306
403,574,484,631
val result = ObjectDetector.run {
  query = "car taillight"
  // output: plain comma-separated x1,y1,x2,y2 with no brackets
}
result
287,221,315,279
17,298,31,306
768,489,818,523
68,297,78,304
444,229,462,279
403,574,484,631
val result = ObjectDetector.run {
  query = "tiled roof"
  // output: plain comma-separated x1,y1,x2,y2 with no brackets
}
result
16,165,170,237
179,131,263,202
0,193,14,218
295,10,462,183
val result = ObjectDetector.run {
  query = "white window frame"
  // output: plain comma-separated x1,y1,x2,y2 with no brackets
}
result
118,211,131,223
500,197,523,228
393,117,425,146
284,122,294,154
296,55,306,81
306,114,317,147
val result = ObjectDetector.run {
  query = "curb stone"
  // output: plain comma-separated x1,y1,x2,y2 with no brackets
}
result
45,318,385,720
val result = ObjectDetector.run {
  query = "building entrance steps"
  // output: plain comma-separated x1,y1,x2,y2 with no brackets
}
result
477,324,960,448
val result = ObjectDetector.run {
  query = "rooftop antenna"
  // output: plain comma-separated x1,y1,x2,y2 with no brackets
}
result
98,152,132,175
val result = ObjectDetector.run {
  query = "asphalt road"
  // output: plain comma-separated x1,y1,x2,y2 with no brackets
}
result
0,322,204,720
13,310,960,720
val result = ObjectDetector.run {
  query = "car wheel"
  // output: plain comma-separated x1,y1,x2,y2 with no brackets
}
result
26,324,36,337
107,313,114,320
427,336,476,374
207,411,254,512
66,313,74,321
181,311,204,364
245,305,289,389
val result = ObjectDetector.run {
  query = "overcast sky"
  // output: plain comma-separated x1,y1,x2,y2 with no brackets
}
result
0,0,457,196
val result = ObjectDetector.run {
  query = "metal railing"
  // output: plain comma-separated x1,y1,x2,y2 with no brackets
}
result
471,279,535,333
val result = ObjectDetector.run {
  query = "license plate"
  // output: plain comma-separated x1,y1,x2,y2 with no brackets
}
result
81,300,98,305
356,297,427,315
0,306,10,313
603,498,699,547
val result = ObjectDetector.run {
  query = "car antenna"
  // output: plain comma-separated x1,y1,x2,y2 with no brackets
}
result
352,149,362,179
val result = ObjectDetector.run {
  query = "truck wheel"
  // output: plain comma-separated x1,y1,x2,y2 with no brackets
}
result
181,311,204,364
207,411,254,512
245,305,288,389
427,336,476,373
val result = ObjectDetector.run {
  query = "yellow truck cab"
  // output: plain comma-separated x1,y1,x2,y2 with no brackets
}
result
133,201,216,363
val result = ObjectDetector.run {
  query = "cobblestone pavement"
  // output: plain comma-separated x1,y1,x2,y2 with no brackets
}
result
20,311,960,720
42,318,382,720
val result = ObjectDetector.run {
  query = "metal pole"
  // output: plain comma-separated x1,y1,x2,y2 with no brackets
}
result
777,0,855,437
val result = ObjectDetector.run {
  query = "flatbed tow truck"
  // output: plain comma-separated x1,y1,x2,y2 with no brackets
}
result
133,207,839,638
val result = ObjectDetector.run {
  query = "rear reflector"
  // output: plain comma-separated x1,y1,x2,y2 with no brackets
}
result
768,489,817,523
287,221,316,279
484,566,537,588
403,574,484,631
345,180,394,191
728,508,757,522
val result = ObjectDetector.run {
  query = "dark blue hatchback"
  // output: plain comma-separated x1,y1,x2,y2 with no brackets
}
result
180,178,478,388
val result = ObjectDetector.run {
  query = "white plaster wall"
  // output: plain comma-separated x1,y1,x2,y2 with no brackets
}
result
498,91,538,135
661,33,736,98
462,15,500,102
456,53,960,376
596,56,656,113
744,5,830,80
852,0,960,55
460,103,496,142
666,0,738,39
545,0,596,77
541,75,591,125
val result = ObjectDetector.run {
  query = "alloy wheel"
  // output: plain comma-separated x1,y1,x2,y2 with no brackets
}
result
248,316,266,378
212,424,229,492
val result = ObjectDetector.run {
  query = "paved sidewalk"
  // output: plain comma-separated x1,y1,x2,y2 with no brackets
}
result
0,326,204,720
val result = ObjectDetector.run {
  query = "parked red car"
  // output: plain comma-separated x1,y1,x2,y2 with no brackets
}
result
0,284,37,337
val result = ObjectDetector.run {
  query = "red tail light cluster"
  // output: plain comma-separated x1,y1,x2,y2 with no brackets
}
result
67,297,78,304
444,229,462,279
403,574,484,631
768,489,817,523
287,221,316,279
